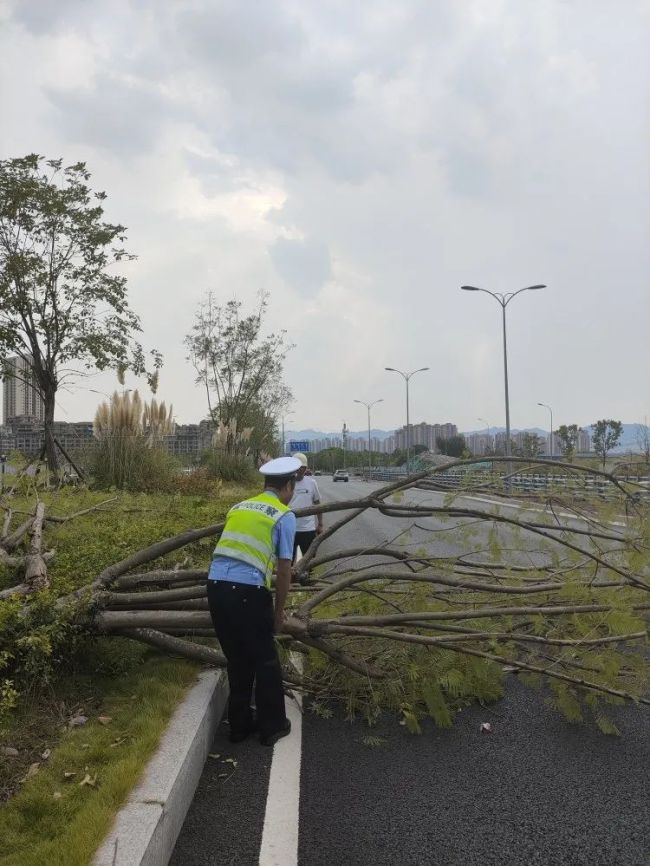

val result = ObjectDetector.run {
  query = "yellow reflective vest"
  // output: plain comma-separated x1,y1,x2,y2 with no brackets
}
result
213,492,290,588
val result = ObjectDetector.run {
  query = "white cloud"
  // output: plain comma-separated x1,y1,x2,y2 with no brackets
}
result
0,0,648,433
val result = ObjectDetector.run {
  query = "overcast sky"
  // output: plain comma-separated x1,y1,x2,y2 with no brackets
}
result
1,0,648,433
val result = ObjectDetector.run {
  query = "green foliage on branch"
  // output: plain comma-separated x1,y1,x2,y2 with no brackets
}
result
294,471,650,733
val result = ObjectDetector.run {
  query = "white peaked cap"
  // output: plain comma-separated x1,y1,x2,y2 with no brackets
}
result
259,456,302,476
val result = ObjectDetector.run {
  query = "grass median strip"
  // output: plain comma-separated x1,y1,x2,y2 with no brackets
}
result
0,654,199,866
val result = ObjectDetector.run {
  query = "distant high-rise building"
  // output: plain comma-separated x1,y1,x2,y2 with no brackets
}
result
394,422,458,452
578,429,592,453
465,432,493,456
2,356,45,424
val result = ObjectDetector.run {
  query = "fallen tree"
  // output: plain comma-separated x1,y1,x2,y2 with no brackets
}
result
2,458,649,731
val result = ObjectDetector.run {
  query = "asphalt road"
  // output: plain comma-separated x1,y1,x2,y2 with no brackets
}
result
313,474,612,574
170,478,650,866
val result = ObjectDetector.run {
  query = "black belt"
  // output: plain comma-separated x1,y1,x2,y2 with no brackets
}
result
209,580,266,591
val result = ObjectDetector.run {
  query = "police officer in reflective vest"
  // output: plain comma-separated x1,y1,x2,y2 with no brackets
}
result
207,456,300,746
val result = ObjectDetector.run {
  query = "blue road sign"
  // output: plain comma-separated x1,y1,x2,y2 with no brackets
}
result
289,440,310,453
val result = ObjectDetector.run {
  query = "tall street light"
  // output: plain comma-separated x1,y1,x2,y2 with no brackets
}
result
385,367,429,473
281,411,294,456
478,416,491,455
537,402,553,458
461,284,545,457
354,398,383,479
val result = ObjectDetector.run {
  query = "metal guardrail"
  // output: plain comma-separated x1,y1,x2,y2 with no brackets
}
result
358,468,650,500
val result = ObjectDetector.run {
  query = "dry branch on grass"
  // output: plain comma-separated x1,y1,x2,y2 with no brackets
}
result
5,457,650,725
0,502,52,599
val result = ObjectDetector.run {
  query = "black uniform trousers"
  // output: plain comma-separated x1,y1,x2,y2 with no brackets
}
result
293,530,317,562
207,580,287,738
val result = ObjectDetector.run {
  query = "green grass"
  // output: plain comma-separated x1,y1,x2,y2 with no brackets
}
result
0,654,198,866
0,485,256,594
0,484,257,863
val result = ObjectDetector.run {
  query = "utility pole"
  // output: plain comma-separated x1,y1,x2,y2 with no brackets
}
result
537,402,554,458
354,398,383,480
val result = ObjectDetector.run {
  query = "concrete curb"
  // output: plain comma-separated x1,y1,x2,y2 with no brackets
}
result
93,669,228,866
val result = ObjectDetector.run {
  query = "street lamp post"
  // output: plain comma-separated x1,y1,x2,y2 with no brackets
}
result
385,367,429,474
354,398,383,479
461,284,545,457
477,417,491,455
537,402,553,458
281,412,294,456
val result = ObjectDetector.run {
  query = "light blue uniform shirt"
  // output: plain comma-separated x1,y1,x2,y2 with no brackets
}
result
208,490,297,587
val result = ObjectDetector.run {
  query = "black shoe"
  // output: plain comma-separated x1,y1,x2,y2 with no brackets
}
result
229,723,258,744
260,719,291,747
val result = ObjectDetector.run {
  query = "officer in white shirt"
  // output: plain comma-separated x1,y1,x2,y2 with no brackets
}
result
289,452,323,560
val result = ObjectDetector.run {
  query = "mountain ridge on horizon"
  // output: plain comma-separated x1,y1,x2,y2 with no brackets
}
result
286,423,646,451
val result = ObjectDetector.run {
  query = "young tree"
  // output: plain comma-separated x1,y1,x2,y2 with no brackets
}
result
635,419,650,462
592,419,623,469
556,424,580,462
0,155,159,471
435,435,467,458
514,432,542,459
185,292,292,453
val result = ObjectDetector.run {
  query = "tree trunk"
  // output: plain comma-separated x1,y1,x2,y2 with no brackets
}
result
43,388,59,473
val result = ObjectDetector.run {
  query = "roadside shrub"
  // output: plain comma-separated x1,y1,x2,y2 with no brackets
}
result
200,448,257,483
0,591,89,721
175,467,224,497
86,437,179,492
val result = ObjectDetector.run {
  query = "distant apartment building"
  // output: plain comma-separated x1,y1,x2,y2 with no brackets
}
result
164,421,213,460
51,421,95,453
537,432,564,456
394,422,458,453
1,417,95,456
305,435,396,454
0,426,15,455
10,416,44,455
493,431,509,453
2,355,45,424
465,432,493,456
578,429,592,453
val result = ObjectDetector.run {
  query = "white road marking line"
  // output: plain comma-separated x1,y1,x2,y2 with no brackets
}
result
258,655,303,866
258,548,304,866
458,494,626,527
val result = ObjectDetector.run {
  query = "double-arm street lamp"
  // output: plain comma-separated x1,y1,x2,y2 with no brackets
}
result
537,402,554,458
461,284,545,457
385,367,429,473
353,398,383,479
